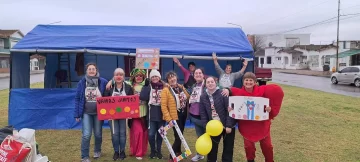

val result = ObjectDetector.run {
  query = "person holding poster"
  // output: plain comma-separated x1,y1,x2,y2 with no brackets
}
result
127,68,149,160
188,68,206,161
212,53,248,88
160,71,190,161
139,69,165,159
103,68,134,161
226,72,284,162
199,76,236,162
74,63,108,162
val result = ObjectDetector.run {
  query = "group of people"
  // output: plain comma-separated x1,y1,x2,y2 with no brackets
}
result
75,55,282,162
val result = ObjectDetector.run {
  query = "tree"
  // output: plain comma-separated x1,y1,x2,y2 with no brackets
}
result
252,35,266,52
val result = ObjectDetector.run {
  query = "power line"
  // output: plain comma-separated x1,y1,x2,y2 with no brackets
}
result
257,0,333,26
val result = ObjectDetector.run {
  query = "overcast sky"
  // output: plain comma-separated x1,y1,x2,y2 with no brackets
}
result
1,0,359,44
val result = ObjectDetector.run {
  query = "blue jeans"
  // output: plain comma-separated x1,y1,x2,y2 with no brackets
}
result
148,121,165,153
109,119,127,152
189,115,205,137
81,114,104,159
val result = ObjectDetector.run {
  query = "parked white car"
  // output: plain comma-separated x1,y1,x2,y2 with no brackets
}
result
331,66,360,87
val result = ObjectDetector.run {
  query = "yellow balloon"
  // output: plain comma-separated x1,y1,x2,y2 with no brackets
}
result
206,120,223,136
195,133,212,155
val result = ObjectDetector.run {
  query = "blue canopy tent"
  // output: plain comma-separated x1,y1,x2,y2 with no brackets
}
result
9,25,254,130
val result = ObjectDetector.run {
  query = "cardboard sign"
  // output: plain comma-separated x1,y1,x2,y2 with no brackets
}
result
96,95,141,120
158,120,192,162
135,48,160,69
228,96,270,121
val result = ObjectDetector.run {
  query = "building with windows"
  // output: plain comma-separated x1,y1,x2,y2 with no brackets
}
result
0,30,24,72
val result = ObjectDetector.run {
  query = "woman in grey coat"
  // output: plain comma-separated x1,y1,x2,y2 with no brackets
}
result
212,53,248,88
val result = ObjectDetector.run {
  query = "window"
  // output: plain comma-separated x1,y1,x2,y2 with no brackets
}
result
277,57,281,61
343,42,346,49
266,57,272,64
350,67,359,73
0,39,4,48
341,67,351,73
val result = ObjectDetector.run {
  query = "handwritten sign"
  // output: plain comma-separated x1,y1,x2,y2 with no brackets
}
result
228,96,270,121
135,48,160,69
158,120,192,162
96,95,141,120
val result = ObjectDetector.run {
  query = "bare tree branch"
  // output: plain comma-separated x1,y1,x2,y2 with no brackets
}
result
253,35,265,52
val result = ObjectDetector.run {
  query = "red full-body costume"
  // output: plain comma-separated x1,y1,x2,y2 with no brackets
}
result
230,84,284,162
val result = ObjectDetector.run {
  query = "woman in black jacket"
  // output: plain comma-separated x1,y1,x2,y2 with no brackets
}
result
199,76,236,162
103,68,134,161
139,69,165,159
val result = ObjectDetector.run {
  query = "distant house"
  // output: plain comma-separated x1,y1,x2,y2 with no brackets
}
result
329,40,360,70
0,30,24,72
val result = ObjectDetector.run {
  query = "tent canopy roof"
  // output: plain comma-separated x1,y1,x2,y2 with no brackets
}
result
12,25,253,57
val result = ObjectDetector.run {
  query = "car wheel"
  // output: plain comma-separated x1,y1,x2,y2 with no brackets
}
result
331,77,338,84
355,79,360,88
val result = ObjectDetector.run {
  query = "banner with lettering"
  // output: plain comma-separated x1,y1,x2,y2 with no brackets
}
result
135,48,160,69
96,95,142,120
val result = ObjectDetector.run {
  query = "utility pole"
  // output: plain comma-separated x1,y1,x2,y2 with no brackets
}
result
336,0,340,71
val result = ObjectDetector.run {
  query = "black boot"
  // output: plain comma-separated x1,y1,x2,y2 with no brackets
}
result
112,152,119,161
119,150,126,160
149,151,157,159
157,149,163,159
248,160,255,162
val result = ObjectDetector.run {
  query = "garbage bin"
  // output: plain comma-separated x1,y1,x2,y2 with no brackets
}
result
323,65,330,71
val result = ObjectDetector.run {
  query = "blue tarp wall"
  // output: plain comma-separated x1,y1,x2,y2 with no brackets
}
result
9,25,253,130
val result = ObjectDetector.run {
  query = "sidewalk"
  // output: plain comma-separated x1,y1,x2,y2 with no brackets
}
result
272,69,333,78
0,70,44,79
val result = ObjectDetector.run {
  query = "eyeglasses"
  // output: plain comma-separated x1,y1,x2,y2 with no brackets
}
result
87,68,96,71
135,75,143,78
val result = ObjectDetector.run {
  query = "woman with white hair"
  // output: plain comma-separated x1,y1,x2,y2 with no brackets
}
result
103,68,134,161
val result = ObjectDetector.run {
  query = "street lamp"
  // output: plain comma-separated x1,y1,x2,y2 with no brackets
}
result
227,23,242,29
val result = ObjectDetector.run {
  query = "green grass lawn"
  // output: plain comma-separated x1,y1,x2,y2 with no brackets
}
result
1,82,360,162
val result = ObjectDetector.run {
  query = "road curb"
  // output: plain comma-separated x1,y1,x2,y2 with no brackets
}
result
278,72,331,78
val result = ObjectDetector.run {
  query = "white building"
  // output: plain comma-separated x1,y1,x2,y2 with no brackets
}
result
254,34,311,48
257,41,360,71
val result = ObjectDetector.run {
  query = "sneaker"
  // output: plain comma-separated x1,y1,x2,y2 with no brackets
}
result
113,152,120,161
119,150,126,160
81,158,91,162
149,152,157,159
136,157,143,160
93,152,101,159
247,160,255,162
191,154,204,161
157,152,163,159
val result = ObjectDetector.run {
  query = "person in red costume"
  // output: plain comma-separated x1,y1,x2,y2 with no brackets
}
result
226,72,284,162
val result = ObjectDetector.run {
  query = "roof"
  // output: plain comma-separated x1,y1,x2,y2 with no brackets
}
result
329,49,360,58
0,30,24,38
278,48,303,54
12,25,254,57
293,44,337,51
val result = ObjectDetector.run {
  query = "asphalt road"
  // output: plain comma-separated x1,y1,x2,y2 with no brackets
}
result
0,73,44,90
272,72,360,97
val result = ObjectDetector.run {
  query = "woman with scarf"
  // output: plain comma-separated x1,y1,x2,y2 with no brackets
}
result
103,68,134,161
199,76,236,162
74,63,108,162
160,71,190,161
139,69,165,159
188,68,206,161
128,69,149,160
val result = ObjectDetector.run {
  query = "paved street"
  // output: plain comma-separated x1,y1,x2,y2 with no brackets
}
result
0,73,44,90
272,72,360,97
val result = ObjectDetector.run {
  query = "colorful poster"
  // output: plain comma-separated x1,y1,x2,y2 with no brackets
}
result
228,96,270,121
135,48,160,69
158,120,192,162
96,95,141,120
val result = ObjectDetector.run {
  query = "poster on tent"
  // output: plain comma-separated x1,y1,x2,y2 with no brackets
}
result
96,95,144,120
135,48,160,69
228,96,270,121
158,120,192,162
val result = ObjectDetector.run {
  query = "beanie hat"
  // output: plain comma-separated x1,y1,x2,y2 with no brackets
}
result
150,69,161,79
